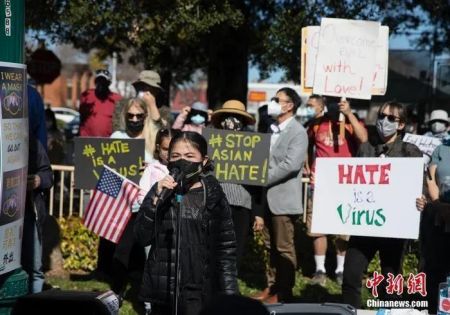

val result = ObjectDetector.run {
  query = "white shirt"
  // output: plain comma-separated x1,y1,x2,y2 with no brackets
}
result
270,116,294,151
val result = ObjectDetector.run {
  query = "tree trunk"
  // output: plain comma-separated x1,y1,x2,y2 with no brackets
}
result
207,22,249,109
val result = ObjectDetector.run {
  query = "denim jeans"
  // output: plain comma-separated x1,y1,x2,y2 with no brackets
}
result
21,212,44,293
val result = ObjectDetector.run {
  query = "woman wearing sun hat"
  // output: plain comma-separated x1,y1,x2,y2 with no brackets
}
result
211,100,265,275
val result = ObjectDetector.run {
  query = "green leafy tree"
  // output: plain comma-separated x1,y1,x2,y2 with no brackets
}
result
25,0,449,106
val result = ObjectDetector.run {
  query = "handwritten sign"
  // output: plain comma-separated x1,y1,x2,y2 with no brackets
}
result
403,133,442,160
301,26,320,94
0,61,28,274
311,157,423,239
301,25,389,96
203,128,270,186
372,26,389,95
74,137,145,189
312,18,381,99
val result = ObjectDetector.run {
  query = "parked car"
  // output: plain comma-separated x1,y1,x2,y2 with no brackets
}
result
50,107,80,139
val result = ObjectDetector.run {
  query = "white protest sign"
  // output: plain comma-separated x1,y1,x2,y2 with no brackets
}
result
311,157,423,239
372,26,389,95
403,133,442,160
313,18,380,99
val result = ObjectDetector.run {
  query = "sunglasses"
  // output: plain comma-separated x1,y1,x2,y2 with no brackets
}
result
378,113,399,123
127,113,146,120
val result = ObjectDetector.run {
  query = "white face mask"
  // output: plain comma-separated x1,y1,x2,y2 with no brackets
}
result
431,121,447,134
267,100,282,117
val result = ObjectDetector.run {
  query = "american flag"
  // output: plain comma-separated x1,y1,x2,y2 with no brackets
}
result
83,166,139,244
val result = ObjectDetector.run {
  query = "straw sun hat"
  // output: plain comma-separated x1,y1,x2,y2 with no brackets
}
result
211,100,256,127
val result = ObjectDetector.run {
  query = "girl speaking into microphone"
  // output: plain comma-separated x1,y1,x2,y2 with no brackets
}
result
135,131,238,315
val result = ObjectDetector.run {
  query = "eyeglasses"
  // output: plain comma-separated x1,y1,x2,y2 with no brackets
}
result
378,113,400,123
127,113,146,120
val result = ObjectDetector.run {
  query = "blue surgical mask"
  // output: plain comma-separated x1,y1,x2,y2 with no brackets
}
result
306,107,316,118
190,114,205,125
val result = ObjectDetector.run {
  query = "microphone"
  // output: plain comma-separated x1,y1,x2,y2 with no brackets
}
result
157,167,183,206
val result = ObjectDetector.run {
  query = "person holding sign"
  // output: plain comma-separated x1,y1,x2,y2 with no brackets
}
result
342,101,422,308
306,97,367,286
255,88,308,304
135,131,238,315
210,100,264,274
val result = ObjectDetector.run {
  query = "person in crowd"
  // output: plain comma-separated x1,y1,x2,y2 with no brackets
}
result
44,107,65,165
135,131,238,315
210,100,264,273
132,70,164,124
173,102,210,134
111,98,160,164
303,94,325,127
416,136,450,313
106,98,160,298
253,88,308,304
342,101,422,308
79,69,122,137
306,97,368,286
257,104,275,133
28,84,48,150
138,128,180,206
22,136,53,293
137,127,181,252
423,109,449,140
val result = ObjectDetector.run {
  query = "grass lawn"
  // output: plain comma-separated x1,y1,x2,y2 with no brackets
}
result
46,271,370,315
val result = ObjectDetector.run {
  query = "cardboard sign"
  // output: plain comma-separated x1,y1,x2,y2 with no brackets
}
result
301,26,320,94
301,25,389,96
403,133,442,158
74,137,145,189
0,61,28,274
203,128,270,186
311,157,423,239
372,26,389,95
312,18,381,99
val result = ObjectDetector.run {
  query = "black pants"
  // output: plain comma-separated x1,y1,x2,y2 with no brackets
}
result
97,237,116,276
420,202,450,313
150,289,204,315
342,236,406,308
231,206,251,272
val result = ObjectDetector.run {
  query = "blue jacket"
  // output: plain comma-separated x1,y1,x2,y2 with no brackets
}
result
28,85,47,151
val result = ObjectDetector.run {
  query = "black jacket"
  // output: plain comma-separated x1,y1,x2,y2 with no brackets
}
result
134,174,238,305
27,137,53,227
357,134,422,158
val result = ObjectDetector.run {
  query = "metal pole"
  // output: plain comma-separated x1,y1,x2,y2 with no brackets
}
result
173,190,183,315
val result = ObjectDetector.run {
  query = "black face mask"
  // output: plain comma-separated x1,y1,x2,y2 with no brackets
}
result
168,158,203,188
95,78,111,101
126,120,144,134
